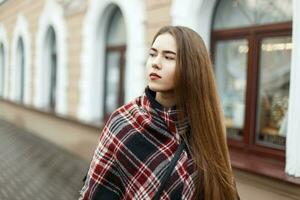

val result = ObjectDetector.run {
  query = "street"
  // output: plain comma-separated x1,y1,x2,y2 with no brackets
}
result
0,119,89,200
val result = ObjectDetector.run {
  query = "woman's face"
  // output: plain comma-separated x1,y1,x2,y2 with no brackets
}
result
146,33,177,93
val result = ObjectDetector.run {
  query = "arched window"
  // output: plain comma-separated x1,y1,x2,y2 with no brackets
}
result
45,26,57,112
10,15,31,105
79,0,145,123
103,6,126,119
212,0,292,156
35,0,67,115
15,37,25,103
0,43,4,97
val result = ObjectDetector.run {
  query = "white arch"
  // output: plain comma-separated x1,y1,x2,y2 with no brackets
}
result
35,0,68,115
78,0,146,122
0,24,9,99
171,0,217,49
10,14,32,105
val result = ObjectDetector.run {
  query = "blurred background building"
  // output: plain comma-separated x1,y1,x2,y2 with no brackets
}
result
0,0,300,199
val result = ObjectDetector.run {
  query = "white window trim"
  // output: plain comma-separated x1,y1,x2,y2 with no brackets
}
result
172,0,300,177
10,14,32,105
286,0,300,177
35,0,68,115
0,24,9,98
171,0,217,49
78,0,146,122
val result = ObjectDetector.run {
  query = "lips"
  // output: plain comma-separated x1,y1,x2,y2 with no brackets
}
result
149,73,161,80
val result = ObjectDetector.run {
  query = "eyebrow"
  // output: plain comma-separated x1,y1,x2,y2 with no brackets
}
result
150,47,176,55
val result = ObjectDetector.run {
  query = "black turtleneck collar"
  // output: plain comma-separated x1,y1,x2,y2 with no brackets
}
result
145,86,177,112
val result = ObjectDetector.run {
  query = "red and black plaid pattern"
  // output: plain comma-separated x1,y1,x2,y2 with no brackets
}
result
79,87,197,200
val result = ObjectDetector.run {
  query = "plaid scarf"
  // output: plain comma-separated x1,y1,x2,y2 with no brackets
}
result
79,87,197,200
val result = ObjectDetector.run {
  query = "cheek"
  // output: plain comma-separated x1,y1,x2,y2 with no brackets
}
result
162,63,176,85
167,63,176,81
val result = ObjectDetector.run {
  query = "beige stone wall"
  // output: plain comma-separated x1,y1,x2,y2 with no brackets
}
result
145,0,172,46
0,0,44,105
0,0,174,119
64,3,87,118
0,0,87,119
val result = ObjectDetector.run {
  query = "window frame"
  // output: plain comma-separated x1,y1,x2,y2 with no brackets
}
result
0,43,5,97
102,6,127,120
16,37,25,103
211,22,292,162
103,44,126,119
46,27,57,113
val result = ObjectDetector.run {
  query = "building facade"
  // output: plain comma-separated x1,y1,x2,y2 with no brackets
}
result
1,0,300,199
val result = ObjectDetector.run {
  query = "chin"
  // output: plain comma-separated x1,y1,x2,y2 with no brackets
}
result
148,82,173,92
148,83,159,91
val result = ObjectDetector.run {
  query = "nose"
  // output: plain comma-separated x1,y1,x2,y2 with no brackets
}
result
151,55,162,70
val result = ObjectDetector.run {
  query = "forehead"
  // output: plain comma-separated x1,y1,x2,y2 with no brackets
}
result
152,33,177,52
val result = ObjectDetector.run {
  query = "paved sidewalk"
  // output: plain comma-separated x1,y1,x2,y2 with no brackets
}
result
0,119,90,200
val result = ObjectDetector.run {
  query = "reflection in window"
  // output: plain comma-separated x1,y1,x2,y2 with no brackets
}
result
0,43,4,97
215,39,248,139
256,36,292,149
103,7,126,119
105,52,121,114
16,38,25,102
213,0,292,30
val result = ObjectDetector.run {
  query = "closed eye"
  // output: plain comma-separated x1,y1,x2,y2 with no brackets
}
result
165,55,175,60
149,52,156,57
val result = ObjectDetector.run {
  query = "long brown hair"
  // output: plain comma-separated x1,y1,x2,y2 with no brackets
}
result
151,26,239,199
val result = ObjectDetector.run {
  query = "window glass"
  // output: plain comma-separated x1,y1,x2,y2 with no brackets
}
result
213,0,292,30
215,39,248,139
0,43,4,96
106,8,126,46
46,27,57,111
16,38,25,102
105,51,121,114
256,36,292,149
104,7,126,117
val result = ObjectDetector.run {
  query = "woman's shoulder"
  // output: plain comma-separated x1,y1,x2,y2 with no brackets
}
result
104,95,147,129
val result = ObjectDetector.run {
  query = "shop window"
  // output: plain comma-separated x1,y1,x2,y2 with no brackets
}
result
212,0,292,157
256,36,291,149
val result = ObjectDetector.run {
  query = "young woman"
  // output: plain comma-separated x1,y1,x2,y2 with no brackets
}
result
79,26,239,200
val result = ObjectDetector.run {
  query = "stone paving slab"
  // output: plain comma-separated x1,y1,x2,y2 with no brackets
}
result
0,119,90,200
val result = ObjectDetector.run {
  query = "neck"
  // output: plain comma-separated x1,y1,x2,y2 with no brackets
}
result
155,90,176,108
